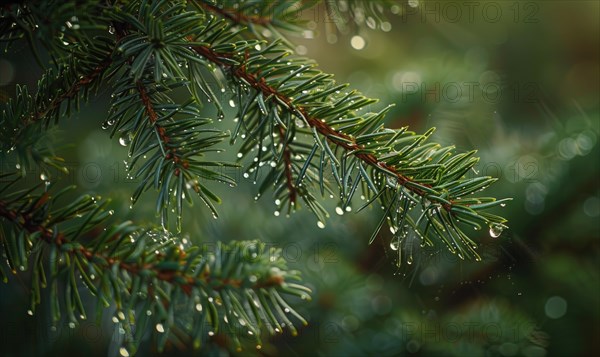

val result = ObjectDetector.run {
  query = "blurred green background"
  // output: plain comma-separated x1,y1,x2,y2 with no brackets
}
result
0,1,598,356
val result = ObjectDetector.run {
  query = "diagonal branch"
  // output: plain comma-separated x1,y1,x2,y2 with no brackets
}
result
191,44,443,209
29,57,112,125
0,199,284,292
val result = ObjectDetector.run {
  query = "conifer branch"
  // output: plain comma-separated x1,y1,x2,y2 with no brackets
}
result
30,56,112,126
190,44,429,202
0,197,290,293
1,38,114,172
0,176,310,353
187,29,509,261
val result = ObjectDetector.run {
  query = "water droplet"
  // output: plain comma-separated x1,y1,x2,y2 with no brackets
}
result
27,310,33,316
119,347,129,357
489,223,504,238
108,26,115,34
195,303,202,312
40,173,48,181
108,210,114,215
335,207,344,215
117,311,125,320
390,239,400,251
119,132,131,146
317,221,325,229
68,322,75,329
274,211,280,216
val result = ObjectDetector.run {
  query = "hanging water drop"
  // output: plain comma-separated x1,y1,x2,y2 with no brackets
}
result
317,221,325,229
390,239,400,251
119,132,131,146
155,323,165,333
335,207,344,215
489,223,504,238
108,25,115,35
119,347,129,357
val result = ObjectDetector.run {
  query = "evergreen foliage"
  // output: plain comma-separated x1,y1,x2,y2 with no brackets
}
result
1,1,514,354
